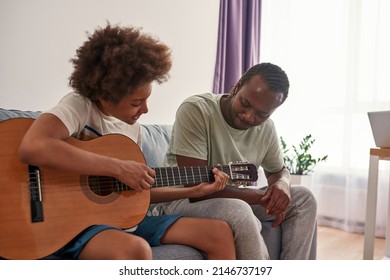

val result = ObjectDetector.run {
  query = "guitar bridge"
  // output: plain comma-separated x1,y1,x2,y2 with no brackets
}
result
28,165,44,223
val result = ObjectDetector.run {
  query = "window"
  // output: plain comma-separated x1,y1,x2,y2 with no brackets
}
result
260,0,390,235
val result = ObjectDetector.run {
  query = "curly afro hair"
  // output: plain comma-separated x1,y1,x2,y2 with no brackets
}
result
69,23,172,104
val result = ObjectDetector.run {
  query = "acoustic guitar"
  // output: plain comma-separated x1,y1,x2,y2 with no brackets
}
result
0,118,258,259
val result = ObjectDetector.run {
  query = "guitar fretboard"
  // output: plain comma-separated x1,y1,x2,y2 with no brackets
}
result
113,165,230,191
152,165,229,187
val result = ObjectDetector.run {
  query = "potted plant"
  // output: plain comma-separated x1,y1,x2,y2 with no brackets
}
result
280,134,328,187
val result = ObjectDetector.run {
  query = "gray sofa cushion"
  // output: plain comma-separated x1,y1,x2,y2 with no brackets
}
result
141,124,172,167
0,108,40,121
151,244,205,260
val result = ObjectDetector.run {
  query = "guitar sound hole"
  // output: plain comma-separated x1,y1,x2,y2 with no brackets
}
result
88,176,115,196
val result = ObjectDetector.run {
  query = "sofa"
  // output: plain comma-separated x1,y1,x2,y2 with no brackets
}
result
0,108,282,260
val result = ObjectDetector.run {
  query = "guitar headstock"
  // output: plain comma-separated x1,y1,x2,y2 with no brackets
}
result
228,162,258,182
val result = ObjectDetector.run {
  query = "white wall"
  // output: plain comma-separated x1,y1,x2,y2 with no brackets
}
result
0,0,219,124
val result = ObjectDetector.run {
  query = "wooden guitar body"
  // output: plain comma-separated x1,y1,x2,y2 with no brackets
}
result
0,118,148,259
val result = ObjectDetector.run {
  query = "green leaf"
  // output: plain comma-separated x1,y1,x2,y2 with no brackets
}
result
279,134,328,175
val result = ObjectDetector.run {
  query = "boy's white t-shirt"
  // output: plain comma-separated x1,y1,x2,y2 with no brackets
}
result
45,92,142,231
45,92,141,146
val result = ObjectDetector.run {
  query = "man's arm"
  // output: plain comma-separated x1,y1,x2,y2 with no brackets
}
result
177,154,291,227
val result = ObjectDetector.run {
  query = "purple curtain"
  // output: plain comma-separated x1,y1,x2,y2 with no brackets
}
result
213,0,261,94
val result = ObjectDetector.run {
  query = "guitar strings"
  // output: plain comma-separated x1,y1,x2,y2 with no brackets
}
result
27,170,252,193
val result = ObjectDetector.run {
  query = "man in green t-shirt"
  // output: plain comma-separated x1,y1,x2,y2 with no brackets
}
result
154,63,317,260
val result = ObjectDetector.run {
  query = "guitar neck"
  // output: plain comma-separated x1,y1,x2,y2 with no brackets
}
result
112,165,230,191
152,165,229,187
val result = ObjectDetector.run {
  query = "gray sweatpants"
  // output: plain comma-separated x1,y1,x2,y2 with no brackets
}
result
155,185,317,260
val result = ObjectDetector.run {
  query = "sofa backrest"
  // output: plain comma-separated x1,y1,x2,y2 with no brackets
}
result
0,108,40,121
0,108,172,168
141,124,172,168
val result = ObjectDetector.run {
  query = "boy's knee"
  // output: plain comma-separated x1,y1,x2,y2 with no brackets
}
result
132,238,152,260
119,237,152,260
214,219,233,236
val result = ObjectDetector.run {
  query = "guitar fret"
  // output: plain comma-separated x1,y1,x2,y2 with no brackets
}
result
153,168,161,187
171,167,176,186
153,168,159,187
165,168,169,186
184,167,188,184
161,167,167,186
161,167,166,187
191,166,195,184
192,166,198,184
159,168,163,186
177,167,182,185
173,167,180,185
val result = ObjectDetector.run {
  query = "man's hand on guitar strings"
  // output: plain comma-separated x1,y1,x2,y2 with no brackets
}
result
192,167,229,197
